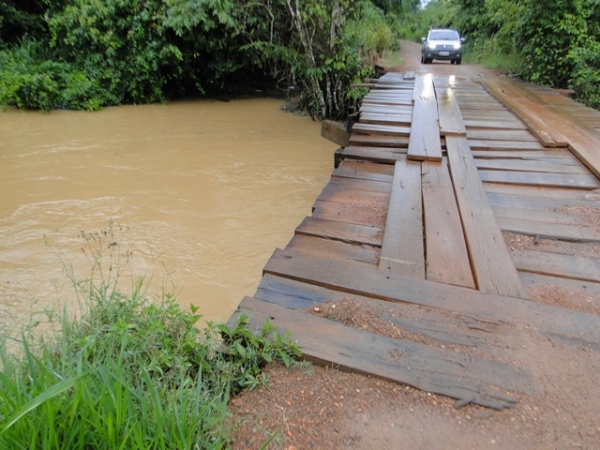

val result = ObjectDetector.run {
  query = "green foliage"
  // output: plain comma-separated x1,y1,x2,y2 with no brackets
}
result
0,40,107,111
0,228,301,448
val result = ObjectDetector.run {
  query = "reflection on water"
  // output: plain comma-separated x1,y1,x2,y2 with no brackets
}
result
0,98,336,331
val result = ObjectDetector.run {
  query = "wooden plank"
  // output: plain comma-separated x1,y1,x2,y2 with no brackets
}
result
360,113,413,125
467,129,538,142
468,140,546,151
378,158,425,277
422,161,475,288
519,272,600,300
349,134,410,148
408,74,442,162
352,123,411,137
435,87,467,136
497,216,600,243
262,249,600,347
478,169,600,189
475,158,591,175
332,166,394,183
321,120,349,147
232,296,526,409
472,150,582,163
485,182,600,201
295,216,383,246
255,273,516,353
322,176,392,195
464,119,526,130
511,249,600,283
481,78,569,147
286,235,379,267
445,136,528,298
360,104,413,114
312,200,386,228
338,146,406,165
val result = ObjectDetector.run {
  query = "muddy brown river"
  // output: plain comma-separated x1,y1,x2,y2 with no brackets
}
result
0,98,336,332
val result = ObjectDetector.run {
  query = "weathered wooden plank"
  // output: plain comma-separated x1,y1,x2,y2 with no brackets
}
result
511,249,600,283
316,183,389,207
312,200,386,228
378,158,424,277
338,159,396,175
360,104,413,114
408,74,442,162
485,182,600,201
362,98,413,107
338,146,407,165
295,216,383,247
422,161,475,288
255,273,515,353
352,123,411,137
472,150,582,163
468,140,546,151
519,272,600,300
481,78,569,147
360,113,413,125
286,235,380,266
435,87,467,136
467,129,538,142
349,134,410,148
445,136,528,298
332,166,394,183
475,158,591,175
464,120,526,130
324,176,392,195
495,216,600,243
479,169,600,189
321,120,349,147
232,296,526,409
262,249,600,347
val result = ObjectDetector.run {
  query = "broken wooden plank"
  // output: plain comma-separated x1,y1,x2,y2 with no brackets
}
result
445,136,528,298
295,216,383,247
232,296,527,409
422,160,475,288
286,235,379,267
378,158,425,277
408,74,443,162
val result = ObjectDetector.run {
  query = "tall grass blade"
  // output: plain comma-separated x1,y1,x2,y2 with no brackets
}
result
0,374,86,436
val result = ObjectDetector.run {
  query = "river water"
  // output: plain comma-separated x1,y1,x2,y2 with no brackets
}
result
0,98,336,332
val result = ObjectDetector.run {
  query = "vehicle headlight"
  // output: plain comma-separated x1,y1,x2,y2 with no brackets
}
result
453,43,461,49
428,42,436,49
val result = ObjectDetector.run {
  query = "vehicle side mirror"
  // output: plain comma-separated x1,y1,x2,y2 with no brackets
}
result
421,37,426,42
460,37,466,43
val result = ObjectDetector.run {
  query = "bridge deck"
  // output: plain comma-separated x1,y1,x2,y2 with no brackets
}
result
228,73,600,410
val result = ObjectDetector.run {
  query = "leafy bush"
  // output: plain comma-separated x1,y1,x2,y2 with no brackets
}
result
0,228,301,448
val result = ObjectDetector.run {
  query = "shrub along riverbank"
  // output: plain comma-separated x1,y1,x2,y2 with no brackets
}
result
0,246,300,449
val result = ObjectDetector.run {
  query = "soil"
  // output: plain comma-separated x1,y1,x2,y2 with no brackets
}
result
225,41,600,449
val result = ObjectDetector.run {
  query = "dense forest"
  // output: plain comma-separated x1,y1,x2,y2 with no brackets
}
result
0,0,417,118
1,0,599,116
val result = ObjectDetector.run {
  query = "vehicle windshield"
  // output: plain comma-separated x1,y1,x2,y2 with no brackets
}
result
428,30,459,41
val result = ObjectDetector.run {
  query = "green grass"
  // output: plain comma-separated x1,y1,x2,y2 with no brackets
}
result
0,228,301,449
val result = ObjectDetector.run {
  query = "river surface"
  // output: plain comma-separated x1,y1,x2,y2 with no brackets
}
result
0,98,336,332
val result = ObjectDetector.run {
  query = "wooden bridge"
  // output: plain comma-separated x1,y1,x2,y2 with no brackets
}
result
228,72,600,410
